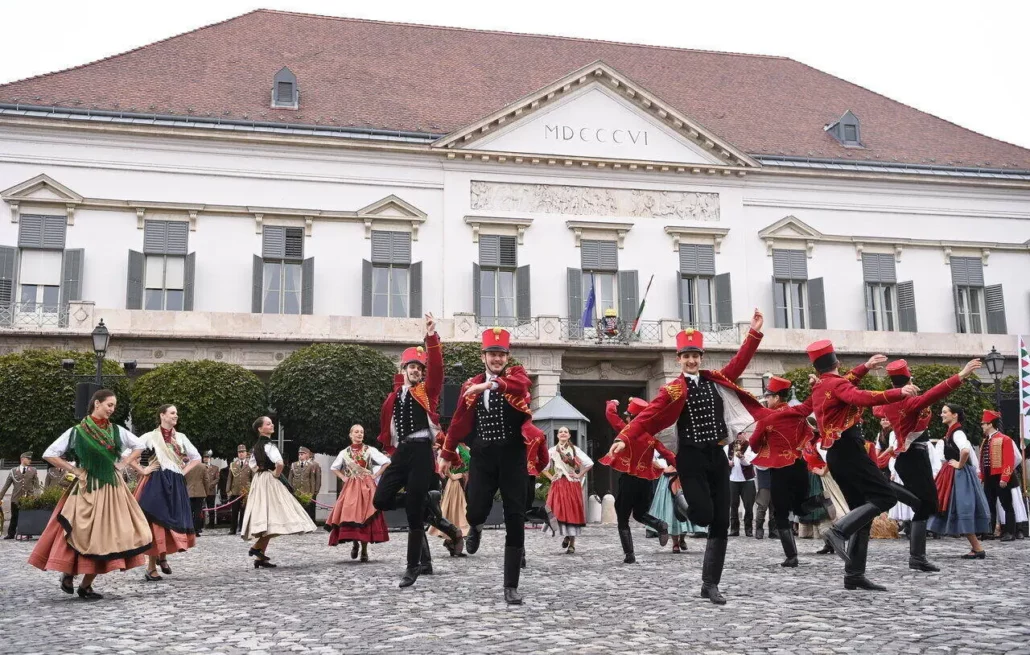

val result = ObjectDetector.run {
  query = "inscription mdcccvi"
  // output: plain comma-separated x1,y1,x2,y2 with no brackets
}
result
545,124,649,146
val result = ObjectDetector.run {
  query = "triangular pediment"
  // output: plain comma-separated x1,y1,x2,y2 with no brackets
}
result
434,61,757,168
1,174,83,204
356,195,427,219
758,215,823,240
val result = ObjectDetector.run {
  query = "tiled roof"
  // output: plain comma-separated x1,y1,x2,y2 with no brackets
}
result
2,9,1028,169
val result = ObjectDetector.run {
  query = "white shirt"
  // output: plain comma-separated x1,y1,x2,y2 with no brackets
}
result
43,426,143,459
331,446,391,474
685,373,700,385
483,372,499,410
725,444,756,482
249,443,283,470
654,451,668,470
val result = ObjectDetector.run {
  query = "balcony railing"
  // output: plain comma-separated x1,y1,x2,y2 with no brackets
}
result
0,303,70,329
474,316,539,340
559,318,664,344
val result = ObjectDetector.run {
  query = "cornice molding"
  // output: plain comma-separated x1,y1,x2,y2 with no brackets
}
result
565,219,634,248
463,215,534,244
663,225,730,253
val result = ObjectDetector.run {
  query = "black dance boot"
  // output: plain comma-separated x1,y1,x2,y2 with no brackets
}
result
779,527,799,568
844,528,887,591
503,547,524,605
399,530,423,588
672,489,690,523
728,518,740,538
425,490,464,555
825,502,883,567
700,537,728,605
419,532,433,576
465,524,484,555
815,539,835,555
639,515,670,547
744,521,753,538
618,527,636,564
908,520,939,572
1000,513,1017,542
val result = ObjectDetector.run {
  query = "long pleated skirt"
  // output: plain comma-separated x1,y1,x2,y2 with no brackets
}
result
135,469,197,557
240,471,317,540
647,474,705,536
547,477,586,536
429,476,469,539
28,476,152,575
325,475,388,545
928,463,991,536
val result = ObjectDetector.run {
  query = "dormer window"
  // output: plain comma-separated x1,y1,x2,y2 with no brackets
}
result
272,67,298,109
825,110,862,147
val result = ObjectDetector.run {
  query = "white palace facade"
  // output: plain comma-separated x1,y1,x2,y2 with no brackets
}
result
0,10,1028,428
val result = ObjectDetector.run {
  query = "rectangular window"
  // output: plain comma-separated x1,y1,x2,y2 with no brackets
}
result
774,280,807,329
582,271,616,320
478,235,518,325
18,249,62,313
844,124,858,143
955,285,986,334
144,255,185,311
865,283,896,331
681,275,714,329
262,261,302,315
371,265,409,317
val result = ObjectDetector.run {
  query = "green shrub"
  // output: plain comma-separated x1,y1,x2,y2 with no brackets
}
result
16,485,64,511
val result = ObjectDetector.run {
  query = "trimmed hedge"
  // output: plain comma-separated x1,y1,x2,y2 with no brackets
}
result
130,360,267,457
442,341,522,383
0,349,130,459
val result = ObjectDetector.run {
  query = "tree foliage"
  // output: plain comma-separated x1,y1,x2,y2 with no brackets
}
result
130,360,267,457
0,349,130,459
442,341,521,383
268,344,396,456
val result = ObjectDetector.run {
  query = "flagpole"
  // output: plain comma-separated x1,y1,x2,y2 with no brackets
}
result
632,274,654,334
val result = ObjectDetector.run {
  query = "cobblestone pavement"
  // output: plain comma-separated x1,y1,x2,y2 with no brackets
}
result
1,525,1028,654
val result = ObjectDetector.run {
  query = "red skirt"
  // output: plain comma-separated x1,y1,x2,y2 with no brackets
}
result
547,477,586,527
326,476,389,545
134,475,196,557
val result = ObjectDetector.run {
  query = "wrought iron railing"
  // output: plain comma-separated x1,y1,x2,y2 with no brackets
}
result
475,316,539,340
679,322,743,344
0,303,70,329
559,317,663,344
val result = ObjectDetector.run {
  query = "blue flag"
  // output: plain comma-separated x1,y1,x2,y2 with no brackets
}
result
581,277,596,328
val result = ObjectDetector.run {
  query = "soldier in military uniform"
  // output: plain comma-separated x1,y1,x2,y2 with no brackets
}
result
203,451,220,528
44,460,72,491
2,452,40,540
289,446,322,522
226,444,252,535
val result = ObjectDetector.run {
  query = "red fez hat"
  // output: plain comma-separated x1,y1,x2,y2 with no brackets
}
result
765,376,792,394
885,360,911,378
482,327,511,352
400,345,427,368
806,340,835,362
676,328,705,354
627,397,648,416
982,409,1001,424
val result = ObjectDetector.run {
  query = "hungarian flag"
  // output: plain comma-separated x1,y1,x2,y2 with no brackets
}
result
631,274,654,334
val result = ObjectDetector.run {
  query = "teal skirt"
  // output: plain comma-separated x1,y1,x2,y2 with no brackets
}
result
646,474,706,536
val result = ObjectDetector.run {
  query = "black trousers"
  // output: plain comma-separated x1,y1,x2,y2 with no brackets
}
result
5,501,19,537
676,443,730,538
303,501,316,522
373,440,434,567
984,474,1016,535
770,460,810,530
229,495,245,532
615,474,655,529
892,445,938,521
205,495,216,526
728,480,756,530
466,440,527,548
826,428,897,522
190,497,205,533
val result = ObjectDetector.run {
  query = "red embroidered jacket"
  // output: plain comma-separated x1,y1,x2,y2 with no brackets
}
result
980,432,1019,485
810,364,906,448
871,375,963,454
599,400,675,480
523,415,550,475
616,329,765,448
748,396,815,469
377,332,443,454
440,365,533,462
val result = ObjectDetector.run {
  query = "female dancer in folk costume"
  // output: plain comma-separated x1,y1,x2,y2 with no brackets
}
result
429,442,471,557
543,426,593,554
928,403,991,559
241,416,317,568
649,450,706,553
326,424,391,562
133,404,201,581
599,398,676,562
29,389,153,600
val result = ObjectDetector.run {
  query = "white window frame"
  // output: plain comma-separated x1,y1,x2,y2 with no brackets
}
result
774,279,808,329
480,266,517,326
955,285,986,334
582,271,617,322
681,275,715,330
865,282,897,332
371,264,410,318
144,254,186,312
262,260,303,315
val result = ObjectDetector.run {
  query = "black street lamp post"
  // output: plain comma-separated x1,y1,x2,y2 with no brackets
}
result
91,319,110,386
984,346,1006,416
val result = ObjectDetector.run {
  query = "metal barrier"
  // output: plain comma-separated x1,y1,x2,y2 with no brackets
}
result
559,318,663,344
0,303,71,329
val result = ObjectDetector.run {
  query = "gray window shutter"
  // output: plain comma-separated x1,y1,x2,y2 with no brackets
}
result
985,284,1007,335
580,241,600,269
393,232,411,265
60,248,84,304
479,235,500,267
183,252,196,311
772,277,785,328
301,256,314,315
43,217,67,250
144,220,168,254
472,262,481,317
371,232,392,264
950,256,983,286
714,272,732,329
516,265,531,323
262,226,286,259
952,284,963,332
0,245,16,306
864,285,876,331
598,241,618,272
862,253,897,283
808,278,827,329
897,281,917,332
361,259,372,317
677,272,685,322
409,261,422,318
126,250,144,310
18,215,43,248
697,245,716,276
773,249,807,279
618,270,638,322
166,222,189,256
284,228,304,261
679,244,698,275
499,236,518,268
252,254,264,313
567,268,582,337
